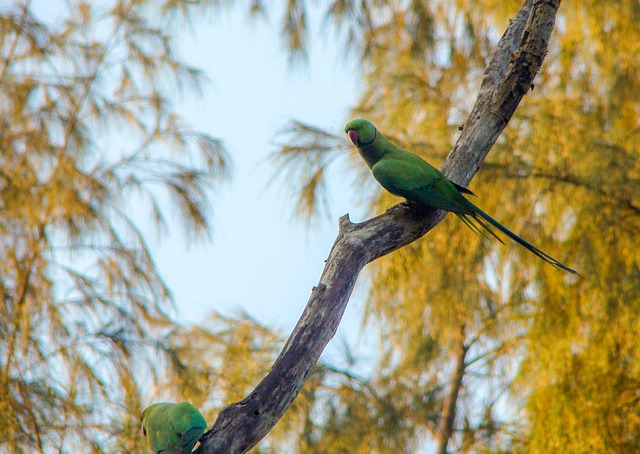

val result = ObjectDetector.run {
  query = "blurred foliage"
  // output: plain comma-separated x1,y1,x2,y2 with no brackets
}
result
271,0,640,453
0,0,231,451
271,121,352,224
4,0,640,453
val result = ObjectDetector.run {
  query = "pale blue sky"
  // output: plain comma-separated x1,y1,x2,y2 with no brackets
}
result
154,6,376,364
25,0,377,370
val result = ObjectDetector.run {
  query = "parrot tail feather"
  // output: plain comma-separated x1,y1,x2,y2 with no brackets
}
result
460,201,580,276
456,213,505,244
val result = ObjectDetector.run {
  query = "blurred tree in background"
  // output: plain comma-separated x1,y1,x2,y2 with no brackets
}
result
273,0,640,453
2,0,640,453
0,0,231,451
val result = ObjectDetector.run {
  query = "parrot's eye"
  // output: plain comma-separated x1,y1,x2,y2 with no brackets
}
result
361,124,365,128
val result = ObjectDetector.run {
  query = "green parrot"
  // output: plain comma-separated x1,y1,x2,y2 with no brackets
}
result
345,119,578,275
141,402,207,454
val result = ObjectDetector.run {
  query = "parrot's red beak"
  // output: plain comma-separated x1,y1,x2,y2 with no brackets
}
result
347,129,359,146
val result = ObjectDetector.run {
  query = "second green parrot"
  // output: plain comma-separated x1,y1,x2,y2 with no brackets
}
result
141,402,207,454
345,119,577,275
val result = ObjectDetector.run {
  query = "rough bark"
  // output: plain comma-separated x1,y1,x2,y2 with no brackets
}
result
197,1,560,452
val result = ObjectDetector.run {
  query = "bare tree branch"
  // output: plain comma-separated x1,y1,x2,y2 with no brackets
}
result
436,325,469,454
198,1,560,452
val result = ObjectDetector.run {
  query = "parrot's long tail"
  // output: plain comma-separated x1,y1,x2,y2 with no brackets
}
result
456,200,580,276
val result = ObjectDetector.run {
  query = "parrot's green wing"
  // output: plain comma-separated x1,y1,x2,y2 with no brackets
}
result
372,156,470,213
168,403,207,453
346,118,579,275
177,426,206,453
142,403,207,454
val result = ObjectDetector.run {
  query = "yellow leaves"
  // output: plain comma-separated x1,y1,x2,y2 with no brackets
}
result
265,1,640,450
0,1,233,451
338,1,640,451
524,341,640,453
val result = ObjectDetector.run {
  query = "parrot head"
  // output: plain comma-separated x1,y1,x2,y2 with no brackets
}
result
345,119,378,147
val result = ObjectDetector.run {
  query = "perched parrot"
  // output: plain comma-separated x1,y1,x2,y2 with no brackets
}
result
345,119,578,275
141,402,207,454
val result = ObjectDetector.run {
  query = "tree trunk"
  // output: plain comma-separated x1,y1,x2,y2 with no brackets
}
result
436,326,469,454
